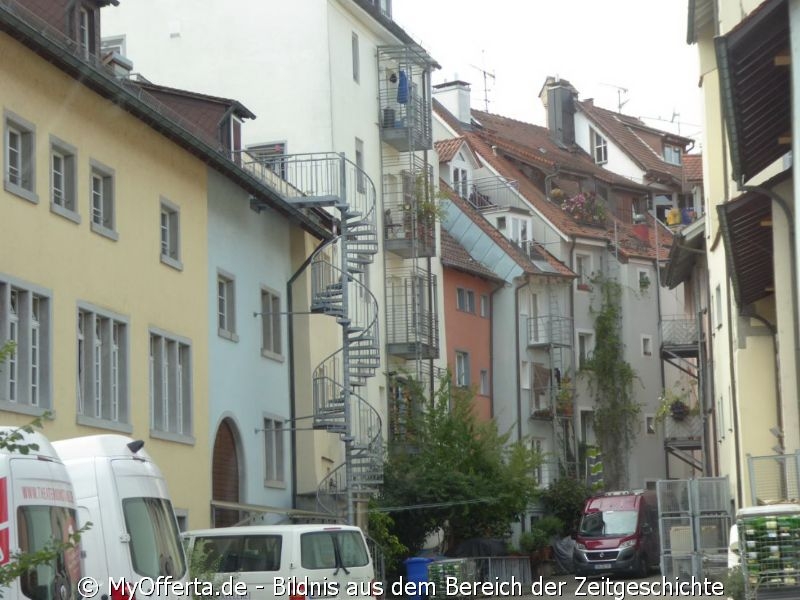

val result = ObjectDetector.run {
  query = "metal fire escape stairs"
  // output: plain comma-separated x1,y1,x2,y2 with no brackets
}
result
243,152,382,521
546,290,576,477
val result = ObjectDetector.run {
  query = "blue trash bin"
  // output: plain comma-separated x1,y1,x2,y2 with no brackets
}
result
403,557,433,600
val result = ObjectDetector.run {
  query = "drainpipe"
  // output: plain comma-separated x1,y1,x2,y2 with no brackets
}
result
544,167,560,198
488,279,506,420
514,277,528,442
287,237,329,510
724,269,744,508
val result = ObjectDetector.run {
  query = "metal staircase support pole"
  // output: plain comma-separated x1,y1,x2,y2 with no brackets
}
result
339,152,355,526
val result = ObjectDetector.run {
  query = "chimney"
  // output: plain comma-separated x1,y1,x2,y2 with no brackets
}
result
540,76,578,145
102,50,134,79
433,80,472,124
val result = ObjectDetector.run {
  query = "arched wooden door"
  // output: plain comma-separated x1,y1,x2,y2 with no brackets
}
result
212,418,240,527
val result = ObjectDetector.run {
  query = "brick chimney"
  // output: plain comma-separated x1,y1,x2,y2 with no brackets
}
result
539,76,578,146
433,80,472,124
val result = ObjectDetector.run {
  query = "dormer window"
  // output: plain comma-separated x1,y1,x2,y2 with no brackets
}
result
590,128,607,165
664,145,682,165
77,6,95,59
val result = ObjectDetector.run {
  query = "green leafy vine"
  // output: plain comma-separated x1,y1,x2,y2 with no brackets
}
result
582,274,640,490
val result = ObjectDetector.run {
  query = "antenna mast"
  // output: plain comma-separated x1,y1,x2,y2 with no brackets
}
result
470,53,495,112
599,82,629,113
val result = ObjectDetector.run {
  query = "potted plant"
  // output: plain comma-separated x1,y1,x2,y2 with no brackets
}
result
655,382,700,422
556,378,574,417
639,275,651,292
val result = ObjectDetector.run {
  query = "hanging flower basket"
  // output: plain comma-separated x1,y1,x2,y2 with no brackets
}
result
670,400,690,421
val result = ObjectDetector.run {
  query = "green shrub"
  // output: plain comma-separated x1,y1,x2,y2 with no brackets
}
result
722,567,745,600
533,515,564,539
538,477,592,534
519,529,549,555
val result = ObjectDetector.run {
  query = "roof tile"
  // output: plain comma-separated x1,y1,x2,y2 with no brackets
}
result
435,137,466,163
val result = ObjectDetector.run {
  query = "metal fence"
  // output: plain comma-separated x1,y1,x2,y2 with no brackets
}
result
657,478,731,582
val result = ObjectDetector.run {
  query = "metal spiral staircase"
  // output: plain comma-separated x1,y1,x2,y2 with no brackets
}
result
242,152,382,522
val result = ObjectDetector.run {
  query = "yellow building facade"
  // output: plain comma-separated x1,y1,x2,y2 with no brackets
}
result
690,0,798,508
0,30,211,526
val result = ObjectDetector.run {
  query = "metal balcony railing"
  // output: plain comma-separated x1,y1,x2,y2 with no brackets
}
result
661,317,700,347
664,412,703,441
466,173,526,211
527,316,573,347
385,269,440,359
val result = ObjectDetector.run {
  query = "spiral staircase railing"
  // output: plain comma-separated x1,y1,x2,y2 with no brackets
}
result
239,151,382,521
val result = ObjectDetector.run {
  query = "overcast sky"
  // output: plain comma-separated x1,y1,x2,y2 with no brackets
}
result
393,0,703,146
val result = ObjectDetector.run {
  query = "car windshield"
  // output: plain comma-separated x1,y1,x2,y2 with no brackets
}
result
579,510,638,537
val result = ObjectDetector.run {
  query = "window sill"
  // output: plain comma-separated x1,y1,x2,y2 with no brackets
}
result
4,181,39,204
160,254,183,271
261,349,285,363
150,430,195,445
264,480,287,489
0,401,51,418
90,222,119,241
577,283,592,292
50,202,81,224
218,328,239,343
76,415,133,434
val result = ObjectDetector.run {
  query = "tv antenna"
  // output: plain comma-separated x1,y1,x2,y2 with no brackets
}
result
599,82,629,113
470,53,495,112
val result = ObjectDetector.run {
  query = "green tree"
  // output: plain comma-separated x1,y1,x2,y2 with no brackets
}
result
582,276,640,490
378,377,542,554
538,477,592,535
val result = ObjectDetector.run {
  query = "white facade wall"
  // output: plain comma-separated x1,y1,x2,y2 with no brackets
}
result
574,112,643,184
103,0,427,508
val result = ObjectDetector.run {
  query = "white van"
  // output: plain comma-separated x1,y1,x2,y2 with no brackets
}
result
0,426,82,600
52,436,186,600
182,525,377,600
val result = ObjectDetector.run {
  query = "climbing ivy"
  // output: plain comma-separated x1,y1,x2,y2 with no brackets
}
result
582,274,640,490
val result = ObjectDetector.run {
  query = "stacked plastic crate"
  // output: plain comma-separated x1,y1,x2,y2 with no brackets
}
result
737,504,800,599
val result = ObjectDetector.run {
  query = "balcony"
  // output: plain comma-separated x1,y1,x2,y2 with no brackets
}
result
528,316,573,348
382,158,436,258
661,317,700,358
664,413,703,449
378,46,434,153
386,269,439,359
465,173,527,212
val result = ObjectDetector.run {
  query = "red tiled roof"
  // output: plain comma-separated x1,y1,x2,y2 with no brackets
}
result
683,154,703,183
441,180,575,278
471,109,649,191
440,230,503,281
435,137,466,163
434,104,674,262
577,100,692,185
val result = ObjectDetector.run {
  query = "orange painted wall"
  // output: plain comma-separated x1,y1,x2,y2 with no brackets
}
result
442,267,496,422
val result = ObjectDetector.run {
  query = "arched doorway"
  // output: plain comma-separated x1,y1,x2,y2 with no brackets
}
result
212,418,241,527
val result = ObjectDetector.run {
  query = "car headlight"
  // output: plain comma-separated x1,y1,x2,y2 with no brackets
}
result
619,539,636,549
576,543,586,550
